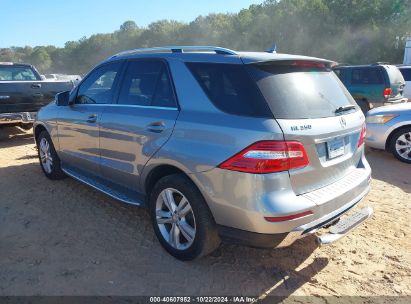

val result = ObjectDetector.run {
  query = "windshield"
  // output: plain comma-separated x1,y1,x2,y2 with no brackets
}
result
246,61,357,119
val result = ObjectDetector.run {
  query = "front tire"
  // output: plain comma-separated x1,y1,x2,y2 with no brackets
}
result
389,127,411,164
149,174,220,261
37,131,66,179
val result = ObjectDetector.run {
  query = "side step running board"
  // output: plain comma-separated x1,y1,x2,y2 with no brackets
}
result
317,206,373,245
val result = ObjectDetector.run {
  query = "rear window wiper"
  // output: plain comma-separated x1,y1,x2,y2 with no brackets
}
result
335,105,356,114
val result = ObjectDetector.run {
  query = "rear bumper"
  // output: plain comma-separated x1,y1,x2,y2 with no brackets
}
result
218,184,371,248
0,112,36,125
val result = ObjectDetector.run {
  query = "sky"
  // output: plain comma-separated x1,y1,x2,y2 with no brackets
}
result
0,0,263,48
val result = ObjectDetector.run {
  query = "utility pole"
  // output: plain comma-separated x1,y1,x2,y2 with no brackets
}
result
404,36,411,64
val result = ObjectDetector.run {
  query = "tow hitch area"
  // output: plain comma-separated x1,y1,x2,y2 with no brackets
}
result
317,206,373,245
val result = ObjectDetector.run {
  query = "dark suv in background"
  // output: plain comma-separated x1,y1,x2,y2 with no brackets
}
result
333,63,407,113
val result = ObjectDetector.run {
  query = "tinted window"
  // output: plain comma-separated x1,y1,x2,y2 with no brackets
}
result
399,68,411,81
186,63,271,117
247,61,357,119
118,60,176,108
351,68,384,85
0,66,38,81
76,62,122,104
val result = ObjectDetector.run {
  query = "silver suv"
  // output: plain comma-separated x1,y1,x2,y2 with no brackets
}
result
34,46,373,260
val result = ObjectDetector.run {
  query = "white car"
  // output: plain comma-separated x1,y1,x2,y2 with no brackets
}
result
398,65,411,101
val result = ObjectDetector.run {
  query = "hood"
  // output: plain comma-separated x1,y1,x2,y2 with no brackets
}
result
367,103,411,116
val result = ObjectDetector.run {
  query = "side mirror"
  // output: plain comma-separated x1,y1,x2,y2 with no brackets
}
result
55,91,71,106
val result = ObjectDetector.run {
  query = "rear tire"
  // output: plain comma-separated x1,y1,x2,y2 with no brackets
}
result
356,99,370,114
389,127,411,164
149,174,221,261
37,131,66,179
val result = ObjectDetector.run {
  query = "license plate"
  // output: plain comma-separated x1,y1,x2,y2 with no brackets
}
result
327,137,345,159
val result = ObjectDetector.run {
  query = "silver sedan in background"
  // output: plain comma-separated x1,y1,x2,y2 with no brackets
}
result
366,103,411,163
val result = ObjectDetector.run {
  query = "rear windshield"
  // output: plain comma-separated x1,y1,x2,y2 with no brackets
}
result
247,61,357,119
399,67,411,81
385,66,405,84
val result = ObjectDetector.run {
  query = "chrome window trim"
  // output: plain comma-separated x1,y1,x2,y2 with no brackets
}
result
70,103,178,111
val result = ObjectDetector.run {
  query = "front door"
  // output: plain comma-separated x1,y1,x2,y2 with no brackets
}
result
57,61,123,176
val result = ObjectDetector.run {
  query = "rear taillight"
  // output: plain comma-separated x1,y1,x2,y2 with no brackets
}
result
358,124,366,147
218,141,309,173
383,88,392,98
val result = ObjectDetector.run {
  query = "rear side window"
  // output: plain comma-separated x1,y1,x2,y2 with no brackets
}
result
399,68,411,81
186,62,272,117
351,68,384,85
247,61,357,119
118,60,177,108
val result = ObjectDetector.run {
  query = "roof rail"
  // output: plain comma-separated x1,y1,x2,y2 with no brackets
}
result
111,46,237,58
372,62,390,65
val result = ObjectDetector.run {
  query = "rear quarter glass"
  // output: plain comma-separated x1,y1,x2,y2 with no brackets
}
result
186,62,273,118
246,61,357,119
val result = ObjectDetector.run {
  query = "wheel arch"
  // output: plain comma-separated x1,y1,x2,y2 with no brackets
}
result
385,124,411,150
144,164,194,198
34,123,48,143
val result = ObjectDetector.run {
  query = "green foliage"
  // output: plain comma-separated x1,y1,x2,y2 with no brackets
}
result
1,0,409,74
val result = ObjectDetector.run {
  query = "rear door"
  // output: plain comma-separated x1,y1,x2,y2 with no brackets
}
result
247,61,365,195
57,61,123,176
99,59,179,191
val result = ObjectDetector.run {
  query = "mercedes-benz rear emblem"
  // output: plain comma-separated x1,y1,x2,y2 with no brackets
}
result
340,117,347,128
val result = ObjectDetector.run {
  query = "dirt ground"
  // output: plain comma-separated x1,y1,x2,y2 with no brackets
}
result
0,126,410,299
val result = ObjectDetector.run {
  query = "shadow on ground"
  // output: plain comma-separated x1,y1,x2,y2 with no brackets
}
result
365,148,411,193
0,126,33,146
2,127,408,297
0,127,327,296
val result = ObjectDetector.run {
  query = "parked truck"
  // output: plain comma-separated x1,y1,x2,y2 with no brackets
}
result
0,62,74,129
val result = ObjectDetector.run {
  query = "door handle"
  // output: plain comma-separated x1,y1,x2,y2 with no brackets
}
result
87,114,97,123
145,121,165,133
32,93,44,98
31,84,41,89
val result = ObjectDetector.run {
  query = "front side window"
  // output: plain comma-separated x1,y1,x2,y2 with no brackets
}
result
76,62,122,104
351,68,384,85
0,66,38,81
118,60,177,108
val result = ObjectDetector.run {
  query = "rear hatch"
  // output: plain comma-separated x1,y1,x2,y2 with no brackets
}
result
246,60,365,195
384,65,406,99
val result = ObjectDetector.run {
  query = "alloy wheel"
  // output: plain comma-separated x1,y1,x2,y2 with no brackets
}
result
155,188,196,250
39,137,53,174
395,132,411,161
